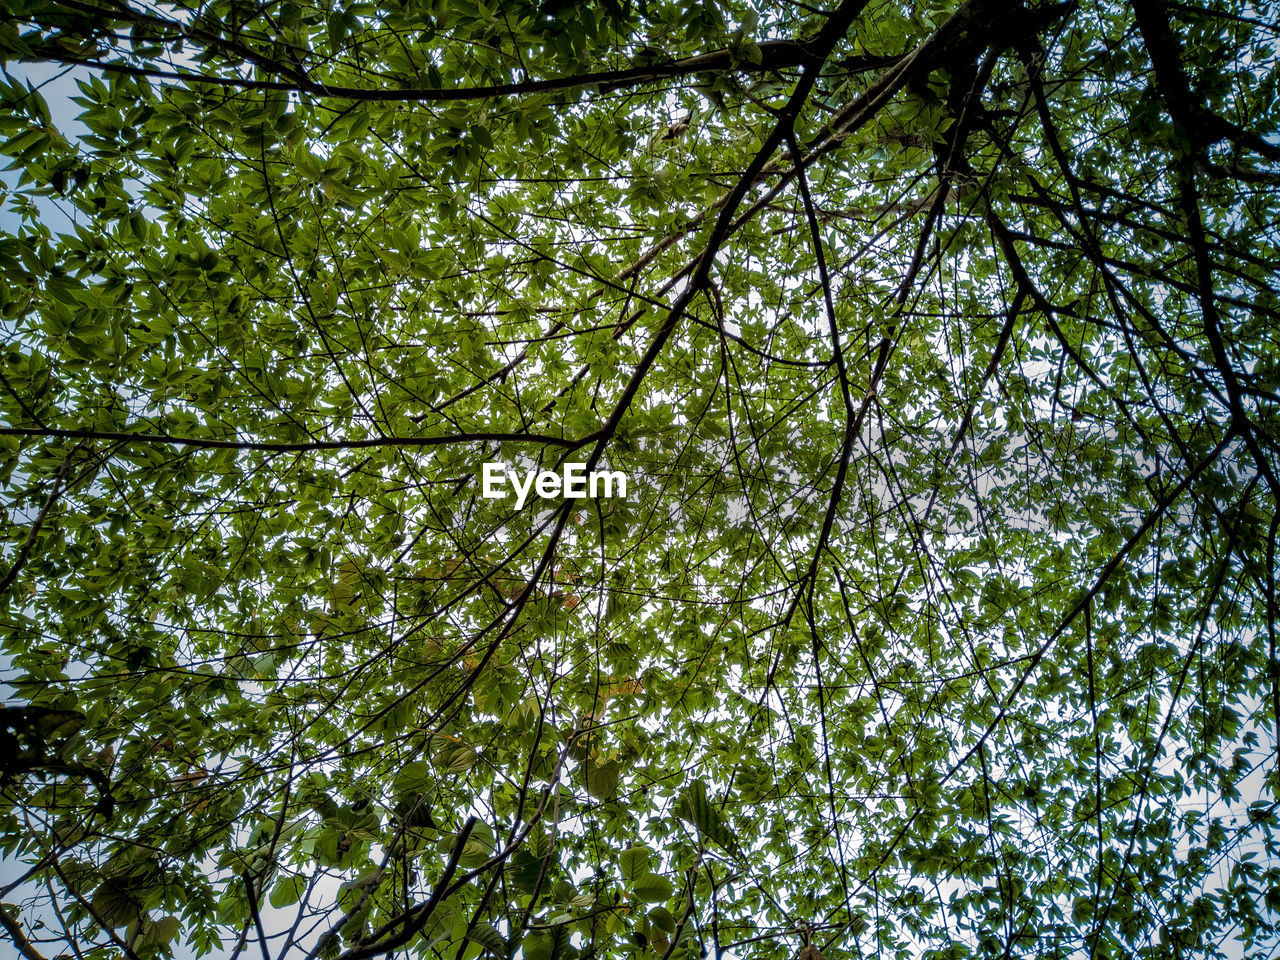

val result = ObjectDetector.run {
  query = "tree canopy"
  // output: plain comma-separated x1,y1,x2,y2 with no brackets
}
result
1,0,1279,957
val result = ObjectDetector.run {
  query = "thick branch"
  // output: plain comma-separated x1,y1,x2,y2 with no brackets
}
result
25,1,887,104
0,426,593,452
0,903,48,960
1131,0,1280,161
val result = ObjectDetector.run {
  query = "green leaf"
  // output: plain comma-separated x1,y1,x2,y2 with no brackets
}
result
632,873,675,902
394,760,433,796
523,926,572,960
465,921,507,956
269,874,306,909
648,905,677,934
583,758,620,800
674,780,737,854
620,844,653,882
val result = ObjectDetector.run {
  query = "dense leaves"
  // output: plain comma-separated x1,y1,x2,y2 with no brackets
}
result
0,0,1278,957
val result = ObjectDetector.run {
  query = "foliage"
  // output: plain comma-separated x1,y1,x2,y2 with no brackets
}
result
0,0,1278,957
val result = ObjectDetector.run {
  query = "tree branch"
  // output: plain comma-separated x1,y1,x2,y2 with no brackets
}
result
0,903,48,960
0,426,594,452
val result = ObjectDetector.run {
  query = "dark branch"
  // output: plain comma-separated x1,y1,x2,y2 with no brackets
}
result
0,426,595,452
